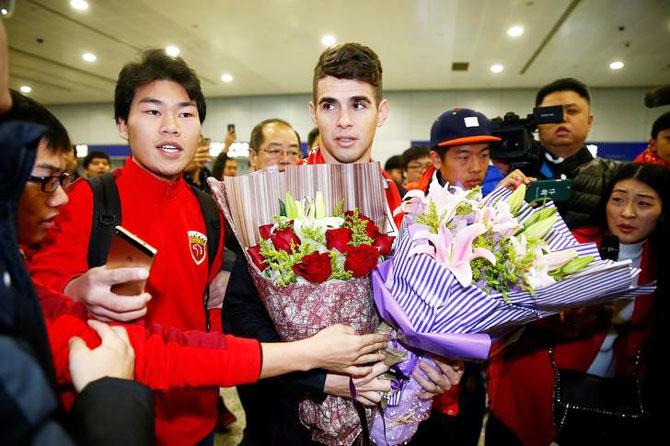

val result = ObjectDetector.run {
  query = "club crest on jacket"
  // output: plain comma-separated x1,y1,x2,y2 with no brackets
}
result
187,231,208,265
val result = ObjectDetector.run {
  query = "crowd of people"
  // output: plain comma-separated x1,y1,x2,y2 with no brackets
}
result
1,14,668,446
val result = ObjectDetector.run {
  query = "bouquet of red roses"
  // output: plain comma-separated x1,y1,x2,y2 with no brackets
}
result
209,164,394,446
247,192,394,286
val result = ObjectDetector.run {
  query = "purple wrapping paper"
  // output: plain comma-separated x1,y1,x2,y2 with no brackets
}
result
369,361,432,445
368,185,656,445
372,259,492,360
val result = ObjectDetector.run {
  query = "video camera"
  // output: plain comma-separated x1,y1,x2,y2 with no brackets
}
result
489,105,564,177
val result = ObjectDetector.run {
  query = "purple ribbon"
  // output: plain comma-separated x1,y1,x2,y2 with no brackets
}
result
372,260,492,360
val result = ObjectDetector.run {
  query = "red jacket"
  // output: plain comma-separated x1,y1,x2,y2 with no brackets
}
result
38,281,261,395
487,230,657,446
405,165,436,193
29,158,229,444
634,144,670,169
305,147,404,229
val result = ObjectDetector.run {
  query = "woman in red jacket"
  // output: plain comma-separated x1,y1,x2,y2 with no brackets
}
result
486,163,669,446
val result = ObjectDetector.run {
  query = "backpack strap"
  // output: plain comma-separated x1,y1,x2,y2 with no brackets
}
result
189,185,222,332
189,185,221,273
87,173,121,268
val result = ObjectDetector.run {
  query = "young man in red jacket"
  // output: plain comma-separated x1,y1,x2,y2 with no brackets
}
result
28,49,221,444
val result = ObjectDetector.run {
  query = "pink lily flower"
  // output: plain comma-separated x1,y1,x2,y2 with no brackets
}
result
410,223,496,287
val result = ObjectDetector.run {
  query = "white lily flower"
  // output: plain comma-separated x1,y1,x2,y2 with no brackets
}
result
525,265,556,289
540,249,579,271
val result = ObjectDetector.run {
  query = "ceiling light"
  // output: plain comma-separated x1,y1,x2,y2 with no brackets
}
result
321,35,337,47
20,85,32,94
221,73,234,83
507,25,524,38
490,64,504,74
609,60,624,70
70,0,89,11
165,46,180,57
82,52,97,63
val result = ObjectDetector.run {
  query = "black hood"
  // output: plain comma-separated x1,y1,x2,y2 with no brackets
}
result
0,120,43,281
0,120,57,386
0,120,43,216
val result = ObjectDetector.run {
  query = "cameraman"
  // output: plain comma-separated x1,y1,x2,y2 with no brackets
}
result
535,78,620,229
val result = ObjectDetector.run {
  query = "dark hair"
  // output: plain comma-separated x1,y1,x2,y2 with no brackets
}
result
384,155,402,171
535,77,591,107
114,49,206,124
2,89,71,152
401,146,430,169
307,127,320,148
313,42,383,103
599,163,670,248
211,152,237,180
249,118,292,151
651,111,670,139
82,151,110,169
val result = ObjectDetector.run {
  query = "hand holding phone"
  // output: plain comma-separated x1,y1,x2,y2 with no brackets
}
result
525,179,573,203
106,226,157,296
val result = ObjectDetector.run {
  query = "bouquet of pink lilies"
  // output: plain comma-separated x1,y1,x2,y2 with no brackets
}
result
369,183,653,445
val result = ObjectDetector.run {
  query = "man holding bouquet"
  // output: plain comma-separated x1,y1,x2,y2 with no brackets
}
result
223,43,462,445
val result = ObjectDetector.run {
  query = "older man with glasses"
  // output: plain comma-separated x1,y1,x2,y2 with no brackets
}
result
248,118,301,172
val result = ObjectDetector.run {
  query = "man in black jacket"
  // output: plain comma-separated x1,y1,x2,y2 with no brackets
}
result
535,78,620,229
223,42,462,445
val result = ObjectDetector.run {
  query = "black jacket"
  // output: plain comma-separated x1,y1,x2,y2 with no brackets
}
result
223,255,326,444
0,121,153,445
542,146,621,229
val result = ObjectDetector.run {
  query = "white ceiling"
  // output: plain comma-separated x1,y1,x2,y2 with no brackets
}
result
5,0,670,105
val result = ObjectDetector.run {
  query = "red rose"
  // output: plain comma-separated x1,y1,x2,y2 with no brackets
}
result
344,244,380,277
345,210,379,237
258,224,274,240
271,228,301,253
325,227,353,253
373,234,395,256
292,251,332,283
247,244,267,271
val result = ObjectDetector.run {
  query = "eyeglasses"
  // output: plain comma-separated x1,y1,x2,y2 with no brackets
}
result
406,162,432,170
27,172,72,193
262,148,301,160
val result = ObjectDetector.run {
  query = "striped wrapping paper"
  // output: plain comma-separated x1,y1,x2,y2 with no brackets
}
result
374,186,655,361
211,163,391,249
